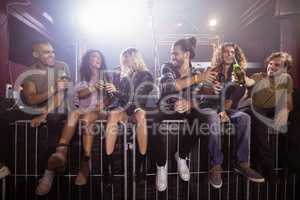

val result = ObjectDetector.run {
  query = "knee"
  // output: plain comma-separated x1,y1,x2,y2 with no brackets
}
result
237,112,251,124
206,110,221,124
82,113,97,126
134,110,146,124
107,112,120,124
67,111,80,124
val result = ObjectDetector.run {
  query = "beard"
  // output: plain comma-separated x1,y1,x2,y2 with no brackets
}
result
171,59,184,68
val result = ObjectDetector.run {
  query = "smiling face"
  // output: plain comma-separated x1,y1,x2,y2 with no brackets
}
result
267,57,285,77
170,45,189,68
223,46,235,65
35,43,55,66
89,51,102,70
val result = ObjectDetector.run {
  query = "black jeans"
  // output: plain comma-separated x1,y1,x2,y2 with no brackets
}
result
243,107,275,173
152,108,223,167
41,113,67,169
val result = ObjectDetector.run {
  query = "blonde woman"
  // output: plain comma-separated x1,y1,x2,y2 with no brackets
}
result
104,48,154,183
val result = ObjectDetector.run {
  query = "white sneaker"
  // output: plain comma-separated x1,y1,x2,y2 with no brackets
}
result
156,163,168,192
35,170,55,196
0,165,10,179
174,152,190,181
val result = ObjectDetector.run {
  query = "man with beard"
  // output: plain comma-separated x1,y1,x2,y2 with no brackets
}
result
153,36,225,191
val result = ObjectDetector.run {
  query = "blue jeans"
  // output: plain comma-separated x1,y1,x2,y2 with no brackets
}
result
227,110,251,164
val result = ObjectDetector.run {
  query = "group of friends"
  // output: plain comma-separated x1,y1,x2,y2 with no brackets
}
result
0,36,294,196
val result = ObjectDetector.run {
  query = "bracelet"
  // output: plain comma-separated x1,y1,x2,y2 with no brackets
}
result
192,74,200,84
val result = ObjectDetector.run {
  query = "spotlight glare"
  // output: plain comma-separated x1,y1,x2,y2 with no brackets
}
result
209,18,217,27
77,0,145,35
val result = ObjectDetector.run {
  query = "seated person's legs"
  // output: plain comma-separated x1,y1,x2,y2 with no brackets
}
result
228,110,265,183
103,109,127,183
47,111,81,170
75,111,102,186
133,109,148,180
195,108,223,188
35,112,68,195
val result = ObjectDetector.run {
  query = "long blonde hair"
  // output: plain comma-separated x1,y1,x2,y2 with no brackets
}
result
120,48,148,76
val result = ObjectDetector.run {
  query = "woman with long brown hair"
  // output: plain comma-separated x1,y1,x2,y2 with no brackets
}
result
35,50,114,195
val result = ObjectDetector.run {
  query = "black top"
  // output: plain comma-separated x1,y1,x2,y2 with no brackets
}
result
222,65,246,110
111,70,154,114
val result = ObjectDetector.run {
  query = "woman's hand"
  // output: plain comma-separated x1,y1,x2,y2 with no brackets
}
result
94,81,105,91
105,83,117,94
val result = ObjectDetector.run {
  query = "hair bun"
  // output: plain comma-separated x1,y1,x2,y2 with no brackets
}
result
187,36,197,49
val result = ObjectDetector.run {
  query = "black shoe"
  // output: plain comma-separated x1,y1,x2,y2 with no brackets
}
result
135,153,147,182
103,154,114,185
234,162,265,183
265,171,280,184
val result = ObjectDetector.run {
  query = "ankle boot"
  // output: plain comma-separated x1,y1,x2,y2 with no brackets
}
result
48,144,68,172
135,152,147,182
75,155,91,186
103,154,114,185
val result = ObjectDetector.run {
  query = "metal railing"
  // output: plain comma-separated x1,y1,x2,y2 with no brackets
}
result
0,119,298,200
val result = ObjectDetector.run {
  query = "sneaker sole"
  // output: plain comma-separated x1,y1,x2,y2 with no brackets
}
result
209,179,223,189
156,176,167,192
174,153,190,182
234,168,265,183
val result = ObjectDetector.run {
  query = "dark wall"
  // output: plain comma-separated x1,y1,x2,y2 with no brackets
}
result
0,0,10,96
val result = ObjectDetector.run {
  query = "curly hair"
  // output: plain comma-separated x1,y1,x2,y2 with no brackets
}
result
80,50,107,82
265,52,293,71
211,43,247,71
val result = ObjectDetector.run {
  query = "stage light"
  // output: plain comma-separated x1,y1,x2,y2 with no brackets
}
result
177,22,183,27
77,0,146,36
209,18,217,27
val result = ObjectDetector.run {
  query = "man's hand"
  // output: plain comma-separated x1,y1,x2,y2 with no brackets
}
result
275,108,289,129
31,113,47,127
56,80,69,92
195,69,218,84
212,81,222,95
175,99,192,113
219,111,230,123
